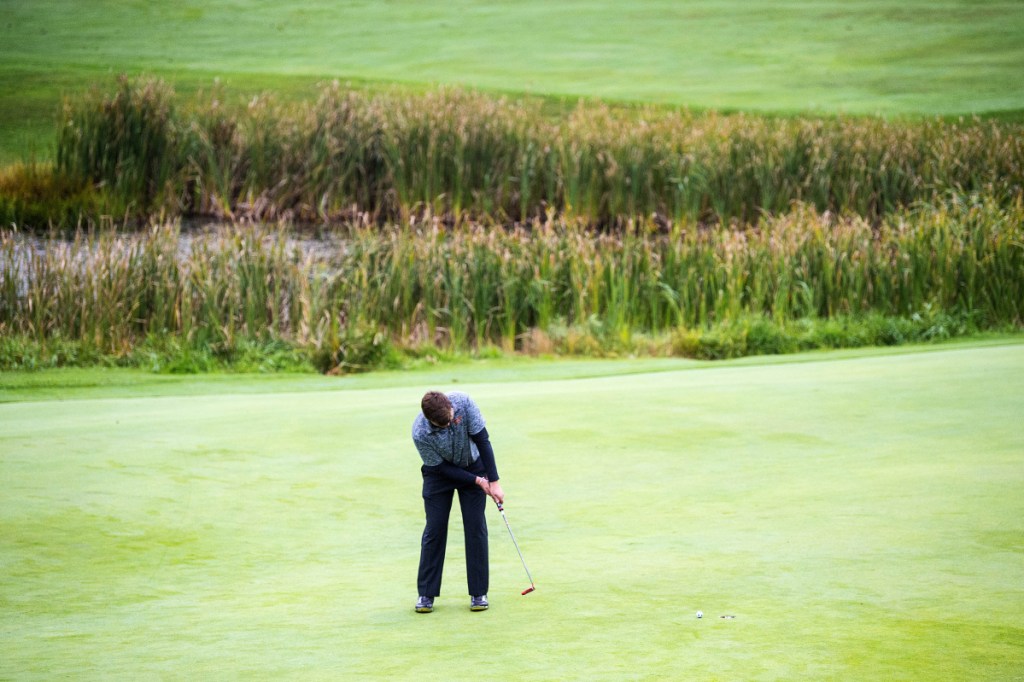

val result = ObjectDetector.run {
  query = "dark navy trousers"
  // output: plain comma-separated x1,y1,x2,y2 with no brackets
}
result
417,458,489,597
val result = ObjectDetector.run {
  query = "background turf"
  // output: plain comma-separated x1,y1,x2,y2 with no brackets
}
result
3,0,1024,163
2,342,1022,679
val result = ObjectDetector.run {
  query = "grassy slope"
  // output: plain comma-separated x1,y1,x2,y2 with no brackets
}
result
2,342,1022,679
2,1,1024,163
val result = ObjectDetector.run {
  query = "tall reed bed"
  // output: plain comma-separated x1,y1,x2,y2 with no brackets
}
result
2,198,1020,370
42,77,1024,228
342,196,1023,344
56,77,179,212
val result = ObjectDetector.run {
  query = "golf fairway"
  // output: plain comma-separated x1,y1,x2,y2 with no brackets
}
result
2,343,1022,680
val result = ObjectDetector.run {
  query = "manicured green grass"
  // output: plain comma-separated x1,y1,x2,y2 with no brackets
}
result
2,342,1022,679
3,1,1024,163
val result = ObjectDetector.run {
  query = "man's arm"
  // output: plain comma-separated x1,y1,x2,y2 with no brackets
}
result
470,427,499,481
470,427,504,504
423,461,492,495
424,460,482,486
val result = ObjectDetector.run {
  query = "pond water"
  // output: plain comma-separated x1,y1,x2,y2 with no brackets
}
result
0,223,353,299
2,222,351,261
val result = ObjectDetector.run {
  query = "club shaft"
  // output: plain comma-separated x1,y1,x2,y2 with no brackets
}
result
498,507,534,586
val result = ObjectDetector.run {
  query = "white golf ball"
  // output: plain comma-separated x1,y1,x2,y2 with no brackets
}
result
696,611,703,619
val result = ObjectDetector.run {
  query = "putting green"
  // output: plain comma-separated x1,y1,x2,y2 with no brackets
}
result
2,343,1022,679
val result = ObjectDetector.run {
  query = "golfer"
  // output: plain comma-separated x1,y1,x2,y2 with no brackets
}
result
413,391,504,613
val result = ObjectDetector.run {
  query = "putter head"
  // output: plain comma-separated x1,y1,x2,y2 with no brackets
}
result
521,585,536,595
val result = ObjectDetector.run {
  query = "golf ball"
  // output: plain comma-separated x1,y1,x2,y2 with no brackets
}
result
696,611,703,619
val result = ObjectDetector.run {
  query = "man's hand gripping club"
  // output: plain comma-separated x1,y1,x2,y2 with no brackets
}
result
475,476,505,505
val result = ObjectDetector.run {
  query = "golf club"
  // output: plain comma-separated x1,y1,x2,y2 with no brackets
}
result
495,501,536,595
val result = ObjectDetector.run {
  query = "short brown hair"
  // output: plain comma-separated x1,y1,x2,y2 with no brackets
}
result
421,391,452,426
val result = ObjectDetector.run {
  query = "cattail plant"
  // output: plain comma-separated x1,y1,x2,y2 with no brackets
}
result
2,197,1019,371
39,77,1023,230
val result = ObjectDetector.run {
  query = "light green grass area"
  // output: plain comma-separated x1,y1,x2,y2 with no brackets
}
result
3,1,1024,162
2,342,1022,679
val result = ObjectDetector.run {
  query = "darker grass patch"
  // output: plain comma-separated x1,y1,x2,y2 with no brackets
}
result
2,511,214,615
